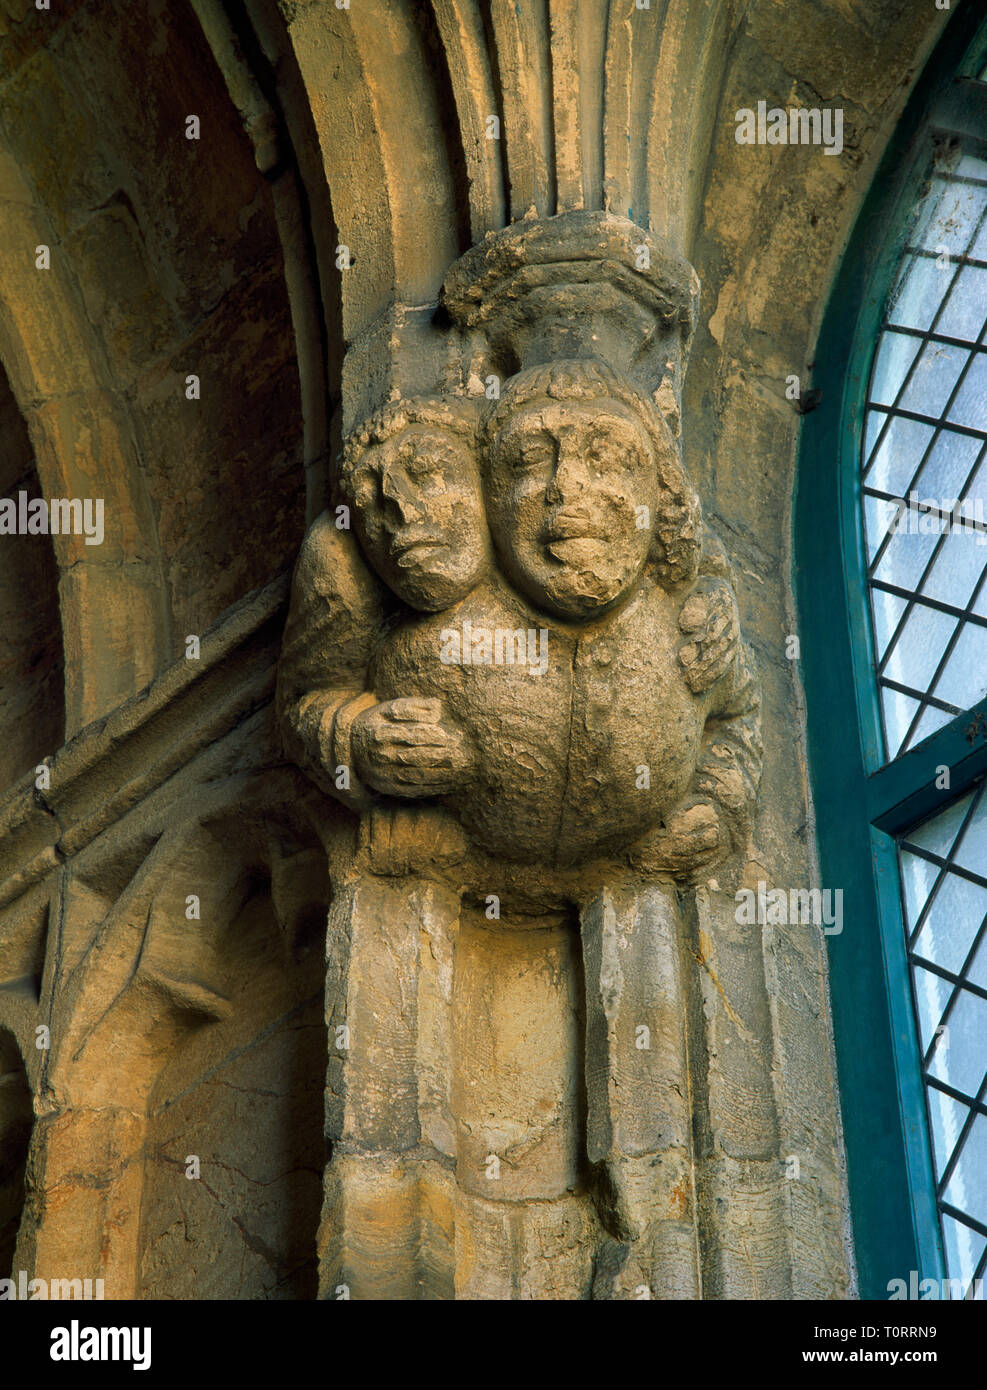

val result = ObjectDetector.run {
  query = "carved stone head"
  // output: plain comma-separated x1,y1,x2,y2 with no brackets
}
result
481,360,701,619
339,398,487,612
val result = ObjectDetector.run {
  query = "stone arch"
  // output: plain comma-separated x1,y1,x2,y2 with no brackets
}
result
17,766,332,1299
0,0,308,734
0,110,167,735
133,794,331,1299
0,1026,32,1281
0,360,63,790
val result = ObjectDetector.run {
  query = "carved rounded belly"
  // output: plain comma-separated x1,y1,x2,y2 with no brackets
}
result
372,606,703,866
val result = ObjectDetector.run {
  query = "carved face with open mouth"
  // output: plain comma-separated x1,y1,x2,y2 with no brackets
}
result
485,392,660,620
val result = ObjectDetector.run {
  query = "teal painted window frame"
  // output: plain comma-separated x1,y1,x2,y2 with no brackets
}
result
795,7,987,1301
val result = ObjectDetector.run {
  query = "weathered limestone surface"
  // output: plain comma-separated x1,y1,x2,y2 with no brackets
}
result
1,578,335,1297
0,0,306,732
278,208,766,1297
0,0,953,1300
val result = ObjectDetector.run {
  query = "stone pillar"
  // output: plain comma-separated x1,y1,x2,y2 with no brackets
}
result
581,885,701,1299
320,876,459,1299
281,210,764,1299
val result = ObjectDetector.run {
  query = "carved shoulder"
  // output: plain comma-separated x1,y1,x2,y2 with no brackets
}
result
279,511,387,697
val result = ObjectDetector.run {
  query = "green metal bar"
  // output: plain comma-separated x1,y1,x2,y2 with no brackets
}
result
866,697,987,835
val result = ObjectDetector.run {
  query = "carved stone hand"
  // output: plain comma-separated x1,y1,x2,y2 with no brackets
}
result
351,696,476,798
627,798,727,882
677,576,741,694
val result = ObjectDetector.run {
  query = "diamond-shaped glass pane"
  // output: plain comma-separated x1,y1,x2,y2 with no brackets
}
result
900,341,971,417
914,169,986,257
920,529,987,609
886,602,957,691
913,429,984,509
881,688,921,758
903,702,954,751
871,589,908,660
872,520,940,593
926,986,987,1096
912,964,953,1053
870,333,922,408
912,873,987,974
904,791,974,858
889,257,946,333
947,350,987,430
942,1114,987,1229
938,267,987,342
941,1214,986,1296
900,848,942,932
953,793,987,883
863,413,936,493
927,1086,969,1174
930,621,987,710
863,494,906,565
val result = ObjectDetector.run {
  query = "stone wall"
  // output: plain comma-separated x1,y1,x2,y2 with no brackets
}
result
0,0,953,1299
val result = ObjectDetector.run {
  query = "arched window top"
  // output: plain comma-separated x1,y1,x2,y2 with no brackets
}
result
863,126,987,761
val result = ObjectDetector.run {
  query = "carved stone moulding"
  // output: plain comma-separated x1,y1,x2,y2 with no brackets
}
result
441,209,701,416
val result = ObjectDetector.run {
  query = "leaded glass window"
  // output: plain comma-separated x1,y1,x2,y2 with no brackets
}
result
860,60,987,1299
900,786,987,1295
863,144,987,760
798,11,987,1300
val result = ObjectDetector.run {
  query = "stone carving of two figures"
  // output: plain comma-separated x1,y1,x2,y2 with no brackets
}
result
278,356,761,906
277,212,763,1295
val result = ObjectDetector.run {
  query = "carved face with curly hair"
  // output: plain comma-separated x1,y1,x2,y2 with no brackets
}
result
339,398,488,612
482,361,701,620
